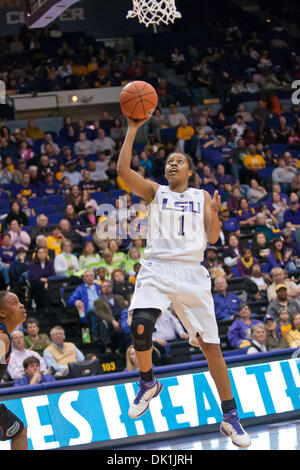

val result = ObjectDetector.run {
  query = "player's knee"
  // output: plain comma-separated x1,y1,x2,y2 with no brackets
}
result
130,308,160,351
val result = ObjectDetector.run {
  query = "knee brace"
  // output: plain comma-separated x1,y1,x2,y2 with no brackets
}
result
130,308,161,351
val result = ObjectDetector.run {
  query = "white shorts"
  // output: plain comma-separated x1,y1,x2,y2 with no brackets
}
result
129,259,220,347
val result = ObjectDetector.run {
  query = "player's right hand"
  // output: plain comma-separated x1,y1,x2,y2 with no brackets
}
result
127,115,152,130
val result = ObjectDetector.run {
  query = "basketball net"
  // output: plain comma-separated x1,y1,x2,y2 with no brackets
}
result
127,0,182,32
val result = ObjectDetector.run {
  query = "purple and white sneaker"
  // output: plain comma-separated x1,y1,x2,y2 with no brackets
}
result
219,409,251,448
128,378,163,419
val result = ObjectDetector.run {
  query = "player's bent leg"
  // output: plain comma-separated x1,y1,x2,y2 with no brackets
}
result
197,335,251,448
128,308,163,419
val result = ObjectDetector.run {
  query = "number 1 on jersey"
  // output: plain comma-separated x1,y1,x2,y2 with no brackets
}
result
178,215,185,236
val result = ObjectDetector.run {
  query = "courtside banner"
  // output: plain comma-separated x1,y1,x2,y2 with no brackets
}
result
0,358,299,450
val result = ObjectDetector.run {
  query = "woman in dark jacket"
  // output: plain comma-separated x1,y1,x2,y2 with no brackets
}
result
6,200,28,227
28,246,56,311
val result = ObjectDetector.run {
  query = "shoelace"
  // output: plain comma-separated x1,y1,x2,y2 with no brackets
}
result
224,413,244,436
133,380,154,405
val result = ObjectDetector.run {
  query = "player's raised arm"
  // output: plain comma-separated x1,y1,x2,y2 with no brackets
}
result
117,117,159,204
204,190,222,244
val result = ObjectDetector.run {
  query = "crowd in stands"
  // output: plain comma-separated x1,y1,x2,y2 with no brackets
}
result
1,14,300,386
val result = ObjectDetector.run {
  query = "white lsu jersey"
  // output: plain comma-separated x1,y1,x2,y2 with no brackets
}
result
144,185,207,263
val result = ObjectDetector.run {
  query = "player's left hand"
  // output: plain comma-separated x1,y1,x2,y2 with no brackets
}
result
211,191,221,216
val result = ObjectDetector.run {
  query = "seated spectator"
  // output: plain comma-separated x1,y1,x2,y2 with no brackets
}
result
66,185,85,213
78,241,101,271
152,309,189,347
34,235,55,260
251,232,270,263
29,214,50,244
244,263,268,301
107,239,126,266
98,248,121,278
67,269,101,324
10,247,30,298
20,195,35,218
0,232,17,266
64,203,84,228
59,218,85,253
16,171,37,199
9,219,31,252
219,206,240,237
286,313,300,348
203,246,233,280
227,186,242,215
28,246,56,311
277,308,292,340
61,161,82,186
74,131,94,157
43,326,85,377
213,276,242,321
246,323,267,354
254,211,277,243
167,104,186,128
243,145,266,181
79,202,97,232
124,247,141,276
281,227,300,264
46,224,64,256
95,267,109,285
124,344,139,371
237,247,259,278
92,280,128,353
176,118,195,153
110,268,133,300
78,169,98,193
227,303,260,349
128,262,141,285
24,317,51,357
40,133,60,156
267,191,288,226
110,117,125,142
13,356,56,387
283,196,300,230
92,128,116,157
25,120,45,140
272,157,297,193
236,198,257,227
266,284,300,319
38,172,59,197
263,314,289,351
6,200,28,227
266,236,295,271
54,239,79,277
267,266,300,302
7,330,46,381
247,178,267,204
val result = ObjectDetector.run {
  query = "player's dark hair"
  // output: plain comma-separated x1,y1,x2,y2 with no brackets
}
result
0,291,9,307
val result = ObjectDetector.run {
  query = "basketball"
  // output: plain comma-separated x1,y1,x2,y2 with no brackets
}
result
120,81,158,120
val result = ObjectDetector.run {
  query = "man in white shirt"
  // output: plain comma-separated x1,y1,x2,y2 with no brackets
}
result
74,131,94,157
92,128,116,156
61,161,82,186
272,158,297,185
152,309,189,347
7,330,46,380
166,104,186,128
230,115,246,140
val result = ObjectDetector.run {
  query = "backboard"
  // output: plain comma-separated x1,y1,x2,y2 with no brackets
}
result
24,0,80,28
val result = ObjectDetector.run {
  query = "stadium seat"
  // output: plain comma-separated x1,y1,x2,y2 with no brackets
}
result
35,205,57,215
90,192,108,202
48,213,63,224
46,195,66,206
27,198,45,208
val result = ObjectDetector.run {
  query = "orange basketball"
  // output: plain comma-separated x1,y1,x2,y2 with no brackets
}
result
120,81,158,120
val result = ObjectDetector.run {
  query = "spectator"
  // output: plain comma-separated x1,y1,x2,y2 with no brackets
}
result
254,212,277,243
267,191,288,226
39,172,59,197
246,323,267,354
80,202,97,232
247,178,267,204
266,236,295,271
0,232,17,266
283,196,300,230
242,144,266,181
286,313,300,348
40,133,60,156
110,117,125,142
124,247,141,276
7,330,46,381
13,356,56,387
25,120,45,140
213,276,242,321
9,219,31,252
152,309,189,347
98,248,120,277
176,118,195,152
92,128,116,156
27,246,56,311
167,104,186,128
16,172,38,199
6,200,28,227
66,185,85,213
237,247,259,278
78,241,101,271
34,235,55,260
78,169,98,193
61,161,82,186
263,314,289,351
111,268,134,302
67,269,101,324
43,326,85,377
236,197,257,227
244,263,268,301
266,284,300,319
250,232,270,263
64,203,84,228
24,317,51,357
74,132,94,157
203,246,233,280
92,279,128,353
59,218,85,253
267,266,300,302
46,224,64,256
227,303,260,349
219,207,240,237
29,214,50,244
124,344,139,371
54,239,79,277
272,158,297,192
277,308,292,340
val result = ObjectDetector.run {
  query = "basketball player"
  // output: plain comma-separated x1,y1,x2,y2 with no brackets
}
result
0,291,28,449
117,116,251,448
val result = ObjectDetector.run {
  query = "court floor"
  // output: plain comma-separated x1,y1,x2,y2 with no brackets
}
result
118,419,300,451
